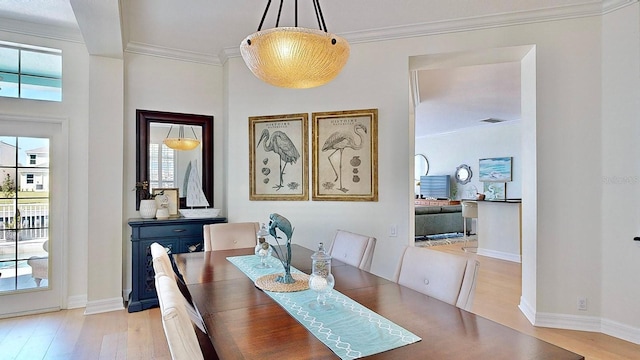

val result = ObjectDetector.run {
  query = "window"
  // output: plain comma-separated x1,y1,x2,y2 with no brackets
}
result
148,143,176,190
26,174,33,184
29,154,36,165
0,41,62,102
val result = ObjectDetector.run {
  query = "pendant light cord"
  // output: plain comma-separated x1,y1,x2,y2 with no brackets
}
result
256,0,328,32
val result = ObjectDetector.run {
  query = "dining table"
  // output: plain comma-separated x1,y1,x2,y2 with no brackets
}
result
173,245,584,360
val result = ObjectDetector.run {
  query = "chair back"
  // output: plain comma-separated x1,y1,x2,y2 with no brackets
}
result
327,230,376,271
461,201,478,219
203,222,259,251
394,246,479,311
150,242,176,280
155,275,205,360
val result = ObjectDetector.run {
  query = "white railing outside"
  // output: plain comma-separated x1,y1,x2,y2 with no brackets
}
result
0,203,49,241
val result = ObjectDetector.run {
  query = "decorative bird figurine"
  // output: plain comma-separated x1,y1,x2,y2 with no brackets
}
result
267,213,295,284
321,123,367,192
257,129,300,190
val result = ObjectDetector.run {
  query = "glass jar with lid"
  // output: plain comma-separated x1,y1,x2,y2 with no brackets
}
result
254,223,272,268
308,242,335,309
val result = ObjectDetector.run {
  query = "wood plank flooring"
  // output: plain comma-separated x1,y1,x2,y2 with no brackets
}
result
0,243,638,359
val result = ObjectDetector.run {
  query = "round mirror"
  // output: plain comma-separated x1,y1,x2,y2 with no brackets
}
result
414,154,429,181
455,164,472,184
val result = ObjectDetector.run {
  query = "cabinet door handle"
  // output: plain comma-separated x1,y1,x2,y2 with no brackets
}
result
173,229,186,233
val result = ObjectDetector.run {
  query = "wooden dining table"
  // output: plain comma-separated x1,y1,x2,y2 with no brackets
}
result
173,245,584,360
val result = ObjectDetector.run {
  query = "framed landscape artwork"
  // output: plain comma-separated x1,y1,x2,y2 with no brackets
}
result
249,113,309,201
479,157,512,182
312,109,378,201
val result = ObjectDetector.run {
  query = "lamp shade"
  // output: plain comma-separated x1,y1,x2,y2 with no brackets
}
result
240,27,349,89
163,137,200,151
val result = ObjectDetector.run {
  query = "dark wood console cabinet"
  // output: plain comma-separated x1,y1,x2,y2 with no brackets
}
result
128,216,227,312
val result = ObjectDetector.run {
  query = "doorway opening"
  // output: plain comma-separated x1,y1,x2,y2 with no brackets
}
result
409,44,537,322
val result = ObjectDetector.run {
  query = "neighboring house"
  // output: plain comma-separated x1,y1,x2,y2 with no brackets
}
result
0,141,17,188
19,146,49,192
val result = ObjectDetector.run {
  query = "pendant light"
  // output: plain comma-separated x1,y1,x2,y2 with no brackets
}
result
240,0,350,89
163,125,200,151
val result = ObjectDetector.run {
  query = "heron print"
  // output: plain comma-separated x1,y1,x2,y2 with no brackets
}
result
250,114,308,200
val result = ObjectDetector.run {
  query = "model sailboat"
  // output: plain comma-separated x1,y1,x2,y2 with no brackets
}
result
179,160,220,218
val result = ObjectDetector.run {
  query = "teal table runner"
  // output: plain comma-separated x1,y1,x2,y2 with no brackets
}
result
227,255,421,359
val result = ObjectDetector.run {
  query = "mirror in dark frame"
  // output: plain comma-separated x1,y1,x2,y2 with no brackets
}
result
136,109,213,210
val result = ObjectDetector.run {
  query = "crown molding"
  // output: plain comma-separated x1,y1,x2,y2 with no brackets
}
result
221,0,637,64
2,0,637,64
125,41,220,66
0,16,83,43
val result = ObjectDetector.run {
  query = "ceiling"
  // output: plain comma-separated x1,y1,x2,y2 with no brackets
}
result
0,0,611,136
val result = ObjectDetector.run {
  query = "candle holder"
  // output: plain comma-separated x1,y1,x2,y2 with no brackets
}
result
308,242,335,310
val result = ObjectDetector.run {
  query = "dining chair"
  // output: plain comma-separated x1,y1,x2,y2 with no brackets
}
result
203,222,259,251
461,200,478,253
327,229,376,272
150,242,176,280
155,274,206,360
394,246,479,311
27,240,49,286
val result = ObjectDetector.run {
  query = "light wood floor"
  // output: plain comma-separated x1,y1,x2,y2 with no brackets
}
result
0,244,639,359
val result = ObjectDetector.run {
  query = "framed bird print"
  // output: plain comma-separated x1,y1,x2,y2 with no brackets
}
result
312,109,378,201
249,113,309,200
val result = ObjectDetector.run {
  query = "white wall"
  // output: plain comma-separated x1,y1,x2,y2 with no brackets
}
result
123,53,224,292
601,3,640,343
415,121,522,200
85,55,125,313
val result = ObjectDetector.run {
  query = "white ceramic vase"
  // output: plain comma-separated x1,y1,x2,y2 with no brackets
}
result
139,199,157,219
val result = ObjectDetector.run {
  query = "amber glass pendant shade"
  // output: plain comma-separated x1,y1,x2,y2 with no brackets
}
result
240,27,349,89
163,125,200,151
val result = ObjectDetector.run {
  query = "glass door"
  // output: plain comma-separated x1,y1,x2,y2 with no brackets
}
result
0,136,50,292
0,118,64,316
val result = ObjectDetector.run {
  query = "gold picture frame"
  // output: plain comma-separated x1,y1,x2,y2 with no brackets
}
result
312,109,378,201
153,188,179,216
249,113,309,201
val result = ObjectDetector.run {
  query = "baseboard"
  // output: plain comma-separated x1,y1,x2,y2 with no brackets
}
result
602,318,640,345
518,296,536,324
84,297,125,315
0,307,60,320
477,248,521,263
534,312,640,345
535,311,602,332
66,294,87,309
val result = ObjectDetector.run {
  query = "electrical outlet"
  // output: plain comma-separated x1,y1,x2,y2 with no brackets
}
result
390,224,398,237
577,296,587,311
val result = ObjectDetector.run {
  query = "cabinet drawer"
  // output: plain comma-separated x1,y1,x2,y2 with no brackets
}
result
139,224,203,238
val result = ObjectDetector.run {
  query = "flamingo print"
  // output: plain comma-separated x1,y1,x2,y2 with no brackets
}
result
321,123,367,192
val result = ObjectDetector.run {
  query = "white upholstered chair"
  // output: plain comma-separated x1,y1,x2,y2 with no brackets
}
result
27,240,49,287
203,222,259,251
461,200,478,252
150,242,176,280
394,246,479,311
155,274,205,360
327,230,376,272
